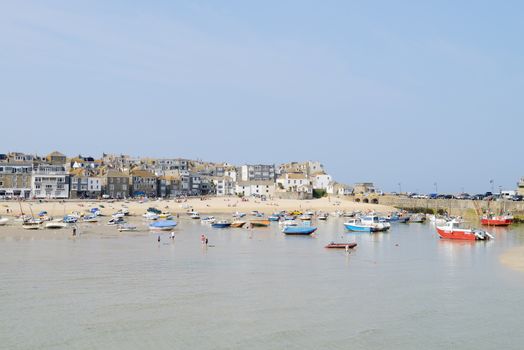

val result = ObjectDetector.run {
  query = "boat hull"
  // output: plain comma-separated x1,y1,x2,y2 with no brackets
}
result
282,226,317,235
481,218,512,226
211,223,231,228
436,227,479,240
325,243,358,249
250,220,270,227
344,224,373,232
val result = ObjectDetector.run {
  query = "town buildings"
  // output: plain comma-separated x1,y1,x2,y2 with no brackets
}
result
240,164,275,182
102,171,130,199
0,153,33,199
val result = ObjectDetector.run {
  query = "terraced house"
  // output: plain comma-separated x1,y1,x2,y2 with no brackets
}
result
130,169,157,197
0,152,33,199
102,171,130,199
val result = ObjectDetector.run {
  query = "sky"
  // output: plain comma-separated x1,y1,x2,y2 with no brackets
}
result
1,1,523,194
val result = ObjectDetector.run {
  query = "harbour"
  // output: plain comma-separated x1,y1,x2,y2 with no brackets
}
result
1,216,524,349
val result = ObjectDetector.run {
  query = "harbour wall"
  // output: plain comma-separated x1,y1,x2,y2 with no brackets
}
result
366,195,524,215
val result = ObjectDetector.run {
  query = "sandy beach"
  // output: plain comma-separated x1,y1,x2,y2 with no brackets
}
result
0,196,396,218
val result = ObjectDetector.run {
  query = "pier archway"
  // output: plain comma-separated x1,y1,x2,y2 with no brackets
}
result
355,198,361,202
363,198,369,203
371,198,379,204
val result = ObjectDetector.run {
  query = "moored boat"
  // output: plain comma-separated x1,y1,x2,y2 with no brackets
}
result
201,216,216,224
325,242,358,249
149,220,178,231
83,214,99,223
436,220,493,241
481,214,513,226
230,221,246,228
250,219,270,227
190,212,200,220
282,225,317,235
211,220,231,228
118,224,137,232
268,215,280,222
0,217,9,226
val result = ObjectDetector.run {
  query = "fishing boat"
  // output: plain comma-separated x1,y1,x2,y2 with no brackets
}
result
149,220,178,231
325,242,358,249
481,214,513,226
190,212,200,220
117,224,137,232
232,212,246,218
90,208,102,216
45,221,68,229
436,220,494,241
230,220,246,228
250,219,270,227
282,225,317,235
211,220,231,228
298,214,312,221
201,216,216,224
0,217,8,226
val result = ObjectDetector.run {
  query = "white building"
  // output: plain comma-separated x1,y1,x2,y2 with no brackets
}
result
32,164,69,199
276,173,312,193
313,174,332,190
235,181,275,197
327,182,353,196
212,176,236,196
240,164,275,182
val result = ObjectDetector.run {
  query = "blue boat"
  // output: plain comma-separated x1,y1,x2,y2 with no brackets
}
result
344,219,374,232
211,220,231,228
63,215,78,223
149,220,177,231
268,215,280,221
282,226,317,235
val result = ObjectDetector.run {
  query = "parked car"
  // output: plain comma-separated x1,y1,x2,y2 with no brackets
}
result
472,194,485,200
511,195,523,201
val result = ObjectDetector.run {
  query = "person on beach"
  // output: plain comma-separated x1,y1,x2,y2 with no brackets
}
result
170,231,175,240
201,234,206,245
157,235,161,242
72,227,77,236
205,237,208,246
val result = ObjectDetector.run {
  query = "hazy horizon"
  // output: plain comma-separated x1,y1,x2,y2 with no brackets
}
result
1,1,523,193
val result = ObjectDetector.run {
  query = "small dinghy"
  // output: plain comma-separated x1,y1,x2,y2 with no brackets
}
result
324,242,358,249
117,224,137,232
282,226,317,235
45,221,68,229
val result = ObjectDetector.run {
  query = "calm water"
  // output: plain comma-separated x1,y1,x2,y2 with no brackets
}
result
1,218,524,350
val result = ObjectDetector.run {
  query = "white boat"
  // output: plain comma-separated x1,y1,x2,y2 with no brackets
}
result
22,219,41,230
45,221,68,229
108,217,126,226
112,212,125,219
83,214,99,223
190,212,200,219
0,217,8,226
143,212,159,220
201,216,216,224
117,224,137,232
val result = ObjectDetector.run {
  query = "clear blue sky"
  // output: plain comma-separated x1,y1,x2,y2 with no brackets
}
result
1,1,523,193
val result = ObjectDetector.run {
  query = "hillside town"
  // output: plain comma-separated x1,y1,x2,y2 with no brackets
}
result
0,151,360,200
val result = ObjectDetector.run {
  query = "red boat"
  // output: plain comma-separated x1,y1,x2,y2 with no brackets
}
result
325,242,357,249
436,221,493,241
480,215,513,226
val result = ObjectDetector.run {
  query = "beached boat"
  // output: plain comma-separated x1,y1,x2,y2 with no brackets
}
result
268,215,280,221
436,220,494,241
117,224,137,232
45,221,68,229
279,220,298,227
190,212,200,220
90,208,102,216
282,225,317,235
317,213,328,221
409,213,426,223
107,217,126,226
149,220,177,231
250,219,270,227
158,212,172,219
481,214,513,226
143,212,159,220
325,242,358,249
298,214,312,221
231,220,246,228
83,214,99,223
63,215,78,224
211,220,231,228
232,212,246,218
22,218,41,230
0,217,8,226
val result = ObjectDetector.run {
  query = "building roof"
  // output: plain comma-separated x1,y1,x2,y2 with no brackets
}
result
47,151,66,158
130,169,156,178
106,170,129,178
286,173,307,180
237,180,275,186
